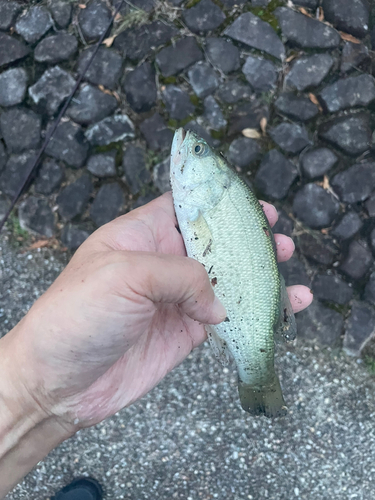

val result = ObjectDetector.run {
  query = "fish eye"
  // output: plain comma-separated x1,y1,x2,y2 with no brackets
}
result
193,142,207,156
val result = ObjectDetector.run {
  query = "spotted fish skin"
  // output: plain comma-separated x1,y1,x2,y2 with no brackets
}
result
170,128,296,418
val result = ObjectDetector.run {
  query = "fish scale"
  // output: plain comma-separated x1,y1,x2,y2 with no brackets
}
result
185,175,280,384
170,128,296,417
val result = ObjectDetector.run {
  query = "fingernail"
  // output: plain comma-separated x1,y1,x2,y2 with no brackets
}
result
211,295,227,323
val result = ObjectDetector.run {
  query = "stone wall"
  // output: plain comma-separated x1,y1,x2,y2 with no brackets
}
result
0,0,375,356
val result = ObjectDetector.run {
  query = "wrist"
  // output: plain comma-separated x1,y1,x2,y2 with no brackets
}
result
0,324,74,498
0,316,76,434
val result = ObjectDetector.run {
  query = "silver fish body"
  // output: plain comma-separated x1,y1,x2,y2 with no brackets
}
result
170,128,296,418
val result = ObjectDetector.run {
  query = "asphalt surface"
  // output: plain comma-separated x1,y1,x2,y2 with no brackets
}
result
2,232,375,500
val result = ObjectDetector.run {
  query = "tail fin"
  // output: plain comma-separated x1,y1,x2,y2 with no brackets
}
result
238,375,287,418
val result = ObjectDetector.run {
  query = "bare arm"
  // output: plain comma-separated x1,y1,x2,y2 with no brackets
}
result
0,326,73,497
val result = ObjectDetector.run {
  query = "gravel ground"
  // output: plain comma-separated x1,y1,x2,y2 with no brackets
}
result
2,232,375,500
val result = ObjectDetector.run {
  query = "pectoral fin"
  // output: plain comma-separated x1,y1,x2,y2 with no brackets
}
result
275,274,297,343
205,325,231,366
187,213,215,261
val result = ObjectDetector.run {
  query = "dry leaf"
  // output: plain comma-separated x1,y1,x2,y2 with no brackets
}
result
286,53,297,63
103,35,116,47
29,240,50,249
321,228,329,235
114,12,122,21
78,3,86,8
98,84,113,96
112,91,121,102
308,92,323,112
323,175,330,190
298,7,310,16
260,117,267,134
308,93,319,106
339,31,361,44
242,128,261,139
318,6,324,22
26,237,64,251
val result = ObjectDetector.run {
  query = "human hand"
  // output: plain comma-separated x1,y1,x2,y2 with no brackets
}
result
2,192,312,432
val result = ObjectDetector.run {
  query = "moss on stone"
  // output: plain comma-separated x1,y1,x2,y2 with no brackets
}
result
185,0,201,9
159,75,178,85
6,211,30,246
93,142,123,167
113,9,149,36
168,118,178,129
189,94,201,107
249,0,285,32
210,129,226,140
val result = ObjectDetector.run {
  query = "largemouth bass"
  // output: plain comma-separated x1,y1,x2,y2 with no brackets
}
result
170,128,296,418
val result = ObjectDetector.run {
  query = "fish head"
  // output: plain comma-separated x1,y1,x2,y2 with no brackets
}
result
170,128,231,217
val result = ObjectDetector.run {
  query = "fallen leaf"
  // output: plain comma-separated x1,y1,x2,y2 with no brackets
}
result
112,91,121,102
114,12,122,21
78,3,86,8
308,93,319,106
242,128,261,139
29,240,50,249
98,84,113,96
103,35,116,47
321,228,329,235
298,7,311,17
318,6,324,22
339,31,361,44
286,53,297,63
260,117,267,134
308,92,323,112
323,175,330,190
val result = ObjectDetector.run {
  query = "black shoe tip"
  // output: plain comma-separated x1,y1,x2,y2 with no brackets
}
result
52,477,103,500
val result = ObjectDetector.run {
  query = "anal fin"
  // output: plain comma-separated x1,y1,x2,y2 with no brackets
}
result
205,325,231,366
275,274,297,343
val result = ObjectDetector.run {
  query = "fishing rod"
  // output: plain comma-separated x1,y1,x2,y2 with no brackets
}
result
0,0,125,233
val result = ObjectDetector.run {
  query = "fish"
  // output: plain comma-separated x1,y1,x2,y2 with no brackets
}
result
170,128,297,418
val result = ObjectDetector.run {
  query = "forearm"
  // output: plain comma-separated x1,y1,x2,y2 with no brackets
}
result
0,326,72,499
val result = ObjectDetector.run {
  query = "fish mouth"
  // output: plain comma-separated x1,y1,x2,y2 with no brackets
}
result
171,128,186,158
171,128,187,173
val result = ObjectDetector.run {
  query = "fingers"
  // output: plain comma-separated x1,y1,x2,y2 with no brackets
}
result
121,252,227,325
259,200,278,228
274,234,295,262
287,285,313,313
260,201,296,263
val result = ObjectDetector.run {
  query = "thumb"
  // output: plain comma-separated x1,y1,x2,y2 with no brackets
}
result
121,252,227,324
